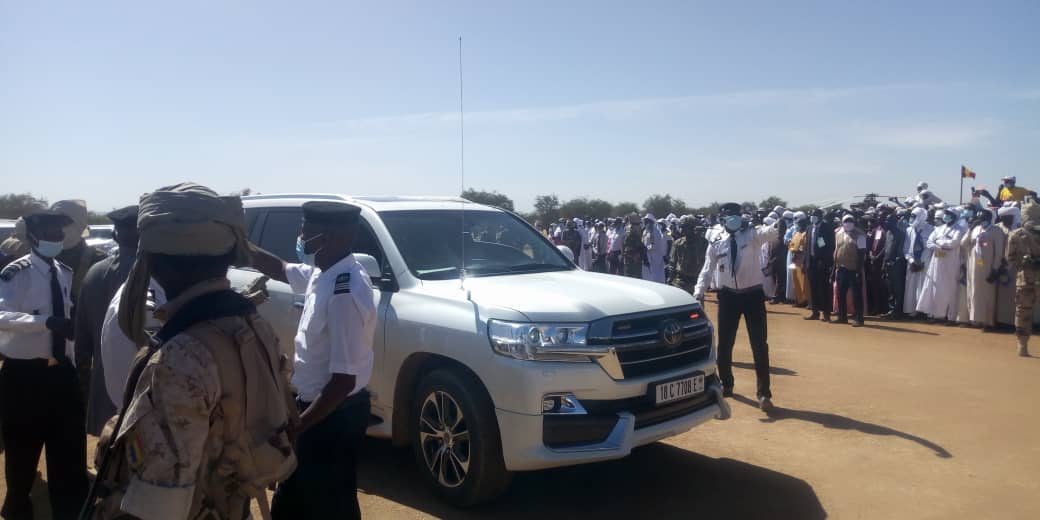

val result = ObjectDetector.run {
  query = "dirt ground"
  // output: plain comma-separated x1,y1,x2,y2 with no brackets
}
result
4,297,1039,519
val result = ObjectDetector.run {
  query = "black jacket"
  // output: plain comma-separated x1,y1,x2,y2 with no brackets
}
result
807,222,835,269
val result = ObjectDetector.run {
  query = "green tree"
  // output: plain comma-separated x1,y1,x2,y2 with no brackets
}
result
560,197,614,220
758,196,789,211
612,201,640,216
0,193,48,220
533,194,561,224
461,188,514,211
643,194,688,218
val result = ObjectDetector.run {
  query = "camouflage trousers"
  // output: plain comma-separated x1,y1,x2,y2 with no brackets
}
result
622,256,643,278
1015,285,1038,338
670,274,698,295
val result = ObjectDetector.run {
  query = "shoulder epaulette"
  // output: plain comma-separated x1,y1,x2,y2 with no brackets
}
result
0,258,31,282
333,272,351,294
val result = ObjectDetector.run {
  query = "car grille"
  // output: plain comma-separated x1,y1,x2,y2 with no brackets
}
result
591,307,713,379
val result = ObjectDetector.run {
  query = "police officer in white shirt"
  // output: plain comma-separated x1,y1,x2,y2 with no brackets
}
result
0,209,88,519
693,203,780,412
250,201,376,520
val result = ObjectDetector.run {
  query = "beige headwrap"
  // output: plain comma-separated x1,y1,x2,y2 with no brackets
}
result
118,183,250,346
1024,202,1040,232
50,199,90,249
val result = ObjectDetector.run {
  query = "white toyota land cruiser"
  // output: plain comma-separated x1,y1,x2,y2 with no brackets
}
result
228,194,730,505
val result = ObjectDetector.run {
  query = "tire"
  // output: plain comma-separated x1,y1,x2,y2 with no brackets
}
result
411,368,512,506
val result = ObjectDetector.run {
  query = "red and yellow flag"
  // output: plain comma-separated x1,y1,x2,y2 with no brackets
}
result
961,165,976,179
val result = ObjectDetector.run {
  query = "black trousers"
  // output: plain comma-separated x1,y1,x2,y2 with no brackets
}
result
836,267,864,322
884,260,907,316
272,391,371,520
607,251,621,275
716,287,771,398
808,259,833,314
0,359,87,520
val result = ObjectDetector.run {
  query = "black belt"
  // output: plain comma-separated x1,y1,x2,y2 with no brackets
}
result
718,285,763,295
296,389,370,412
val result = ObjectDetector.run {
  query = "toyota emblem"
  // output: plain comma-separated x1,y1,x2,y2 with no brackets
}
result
660,320,683,347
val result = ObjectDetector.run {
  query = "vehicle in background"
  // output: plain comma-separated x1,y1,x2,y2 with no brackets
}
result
228,194,729,506
0,220,16,243
87,225,118,255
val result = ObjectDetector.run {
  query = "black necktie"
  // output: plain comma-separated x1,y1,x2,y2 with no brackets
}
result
729,233,738,277
49,266,68,364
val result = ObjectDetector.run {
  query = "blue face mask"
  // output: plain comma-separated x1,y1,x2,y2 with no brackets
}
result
31,235,64,258
723,215,743,232
942,214,955,224
295,234,324,266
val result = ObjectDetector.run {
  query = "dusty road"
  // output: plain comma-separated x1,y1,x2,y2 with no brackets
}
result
4,298,1039,519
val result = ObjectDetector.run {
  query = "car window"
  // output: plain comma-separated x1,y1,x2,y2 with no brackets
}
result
244,207,262,242
258,209,303,263
354,222,384,270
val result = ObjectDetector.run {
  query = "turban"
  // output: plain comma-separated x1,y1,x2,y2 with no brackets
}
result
50,199,90,249
119,183,249,345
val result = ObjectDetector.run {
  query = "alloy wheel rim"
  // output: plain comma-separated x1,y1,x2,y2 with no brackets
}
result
419,390,471,488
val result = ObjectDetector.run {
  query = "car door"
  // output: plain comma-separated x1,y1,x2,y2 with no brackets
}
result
227,207,305,356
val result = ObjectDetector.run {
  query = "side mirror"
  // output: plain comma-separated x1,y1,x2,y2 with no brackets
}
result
354,254,381,283
557,245,575,263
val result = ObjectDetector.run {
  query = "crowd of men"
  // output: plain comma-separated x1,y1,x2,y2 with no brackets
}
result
0,185,374,519
540,176,1039,357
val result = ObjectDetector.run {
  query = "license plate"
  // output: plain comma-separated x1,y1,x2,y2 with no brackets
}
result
654,374,705,405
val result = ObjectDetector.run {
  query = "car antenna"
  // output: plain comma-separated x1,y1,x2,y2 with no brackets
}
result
457,36,470,298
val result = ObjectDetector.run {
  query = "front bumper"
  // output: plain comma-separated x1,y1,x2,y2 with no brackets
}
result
496,383,731,472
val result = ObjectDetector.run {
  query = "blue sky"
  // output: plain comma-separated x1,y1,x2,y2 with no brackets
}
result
2,1,1037,212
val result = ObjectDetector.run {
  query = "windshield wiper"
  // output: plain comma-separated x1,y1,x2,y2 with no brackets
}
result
504,263,572,273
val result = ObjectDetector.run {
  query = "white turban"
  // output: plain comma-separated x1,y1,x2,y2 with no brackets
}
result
50,199,90,249
782,211,795,220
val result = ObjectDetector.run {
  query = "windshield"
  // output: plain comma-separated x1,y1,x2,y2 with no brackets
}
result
89,227,113,240
380,210,573,280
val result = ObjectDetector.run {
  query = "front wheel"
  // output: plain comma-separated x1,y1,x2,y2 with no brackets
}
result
411,368,512,506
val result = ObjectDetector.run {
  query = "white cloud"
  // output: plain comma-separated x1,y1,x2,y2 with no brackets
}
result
855,122,995,149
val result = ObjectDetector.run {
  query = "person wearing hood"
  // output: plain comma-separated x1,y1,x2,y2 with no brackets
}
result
693,203,780,411
994,206,1020,328
74,205,141,436
575,218,592,271
916,206,969,322
642,214,666,283
622,213,647,278
805,208,836,322
0,208,88,520
962,209,1004,330
903,207,935,318
786,214,811,307
1006,202,1040,356
50,200,108,305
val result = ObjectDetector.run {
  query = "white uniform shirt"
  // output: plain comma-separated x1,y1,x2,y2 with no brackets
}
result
694,224,780,299
101,279,167,407
285,255,376,402
609,227,625,252
0,252,75,361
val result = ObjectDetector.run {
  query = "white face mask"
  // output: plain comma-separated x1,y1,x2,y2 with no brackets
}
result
842,222,855,232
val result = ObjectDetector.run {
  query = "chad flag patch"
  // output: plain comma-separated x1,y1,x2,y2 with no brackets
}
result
334,273,351,294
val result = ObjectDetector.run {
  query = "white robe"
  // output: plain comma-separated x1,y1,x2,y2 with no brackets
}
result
577,226,591,271
916,222,968,319
964,224,1004,326
761,242,775,298
904,222,934,314
642,226,667,283
994,223,1016,325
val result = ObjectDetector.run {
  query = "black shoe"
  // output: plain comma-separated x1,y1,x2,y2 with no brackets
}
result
852,320,864,327
832,318,849,324
804,312,820,321
821,313,832,323
722,387,734,398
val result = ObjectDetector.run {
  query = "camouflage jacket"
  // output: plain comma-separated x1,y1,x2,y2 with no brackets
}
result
669,235,709,278
1007,227,1040,287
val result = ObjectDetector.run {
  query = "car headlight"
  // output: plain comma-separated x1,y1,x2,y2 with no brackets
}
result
488,320,594,362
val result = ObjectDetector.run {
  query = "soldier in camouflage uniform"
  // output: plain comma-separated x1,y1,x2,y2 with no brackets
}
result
622,213,648,278
668,216,709,294
1006,202,1040,356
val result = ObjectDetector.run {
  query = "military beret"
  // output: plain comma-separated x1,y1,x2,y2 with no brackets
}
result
719,202,742,215
24,208,73,228
302,201,361,225
107,205,139,224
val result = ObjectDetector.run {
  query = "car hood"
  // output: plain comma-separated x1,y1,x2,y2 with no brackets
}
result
424,270,698,322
